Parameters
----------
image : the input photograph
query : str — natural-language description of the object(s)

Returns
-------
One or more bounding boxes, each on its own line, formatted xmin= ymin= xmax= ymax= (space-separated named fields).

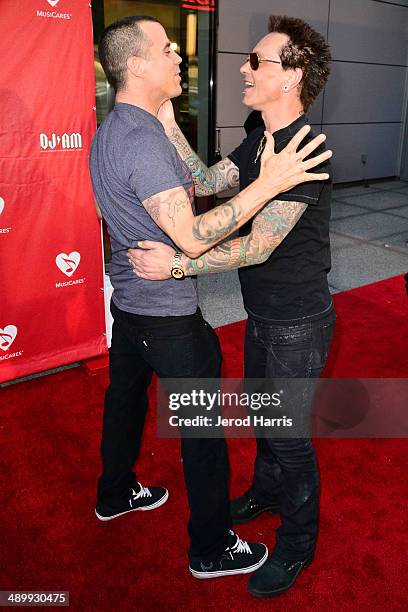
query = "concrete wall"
xmin=216 ymin=0 xmax=408 ymax=183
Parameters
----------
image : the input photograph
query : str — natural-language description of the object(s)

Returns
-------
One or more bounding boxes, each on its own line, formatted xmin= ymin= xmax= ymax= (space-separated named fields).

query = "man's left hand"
xmin=128 ymin=241 xmax=176 ymax=280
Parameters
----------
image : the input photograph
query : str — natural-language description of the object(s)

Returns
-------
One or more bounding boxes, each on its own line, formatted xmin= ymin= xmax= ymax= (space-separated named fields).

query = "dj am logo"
xmin=0 ymin=325 xmax=17 ymax=352
xmin=56 ymin=252 xmax=81 ymax=277
xmin=36 ymin=0 xmax=72 ymax=20
xmin=40 ymin=132 xmax=83 ymax=151
xmin=181 ymin=0 xmax=215 ymax=12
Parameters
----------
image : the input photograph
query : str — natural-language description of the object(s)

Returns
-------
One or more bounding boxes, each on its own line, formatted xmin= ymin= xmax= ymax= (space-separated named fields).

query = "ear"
xmin=293 ymin=67 xmax=303 ymax=88
xmin=284 ymin=67 xmax=303 ymax=91
xmin=127 ymin=55 xmax=145 ymax=78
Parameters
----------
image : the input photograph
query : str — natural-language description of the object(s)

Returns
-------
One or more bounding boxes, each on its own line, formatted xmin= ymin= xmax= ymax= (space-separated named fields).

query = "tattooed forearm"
xmin=183 ymin=234 xmax=251 ymax=275
xmin=143 ymin=182 xmax=290 ymax=258
xmin=183 ymin=200 xmax=307 ymax=275
xmin=251 ymin=200 xmax=307 ymax=243
xmin=191 ymin=192 xmax=252 ymax=245
xmin=143 ymin=187 xmax=250 ymax=256
xmin=185 ymin=157 xmax=240 ymax=196
xmin=168 ymin=125 xmax=239 ymax=195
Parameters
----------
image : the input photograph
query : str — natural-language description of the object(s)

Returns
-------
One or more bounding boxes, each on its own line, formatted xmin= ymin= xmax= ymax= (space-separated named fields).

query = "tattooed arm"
xmin=143 ymin=186 xmax=255 ymax=258
xmin=167 ymin=122 xmax=239 ymax=196
xmin=130 ymin=200 xmax=306 ymax=278
xmin=182 ymin=200 xmax=307 ymax=275
xmin=142 ymin=126 xmax=330 ymax=258
xmin=158 ymin=100 xmax=239 ymax=195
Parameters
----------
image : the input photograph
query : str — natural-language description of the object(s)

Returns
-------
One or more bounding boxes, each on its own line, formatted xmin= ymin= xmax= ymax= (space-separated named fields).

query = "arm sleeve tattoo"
xmin=168 ymin=125 xmax=239 ymax=195
xmin=182 ymin=200 xmax=307 ymax=275
xmin=143 ymin=187 xmax=262 ymax=256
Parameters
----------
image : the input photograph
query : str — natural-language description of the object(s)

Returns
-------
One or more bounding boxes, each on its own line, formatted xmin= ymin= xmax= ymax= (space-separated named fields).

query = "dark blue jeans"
xmin=244 ymin=308 xmax=335 ymax=561
xmin=98 ymin=300 xmax=231 ymax=561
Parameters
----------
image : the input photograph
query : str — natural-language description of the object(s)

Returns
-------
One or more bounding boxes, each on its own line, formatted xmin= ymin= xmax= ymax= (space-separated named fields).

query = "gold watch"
xmin=170 ymin=252 xmax=185 ymax=280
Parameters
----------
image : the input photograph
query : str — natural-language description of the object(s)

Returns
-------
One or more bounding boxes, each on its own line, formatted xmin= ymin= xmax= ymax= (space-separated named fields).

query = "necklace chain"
xmin=254 ymin=135 xmax=266 ymax=164
xmin=254 ymin=113 xmax=305 ymax=164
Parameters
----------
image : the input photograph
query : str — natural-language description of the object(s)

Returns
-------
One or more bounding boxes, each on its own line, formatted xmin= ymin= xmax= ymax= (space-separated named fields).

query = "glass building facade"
xmin=91 ymin=0 xmax=218 ymax=165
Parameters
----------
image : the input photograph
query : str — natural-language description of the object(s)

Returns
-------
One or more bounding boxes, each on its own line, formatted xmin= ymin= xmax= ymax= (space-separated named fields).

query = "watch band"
xmin=171 ymin=252 xmax=185 ymax=280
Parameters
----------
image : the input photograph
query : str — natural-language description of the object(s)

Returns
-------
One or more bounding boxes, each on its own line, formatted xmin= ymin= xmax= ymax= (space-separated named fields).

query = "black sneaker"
xmin=95 ymin=482 xmax=168 ymax=521
xmin=248 ymin=552 xmax=313 ymax=597
xmin=189 ymin=530 xmax=268 ymax=579
xmin=231 ymin=490 xmax=280 ymax=524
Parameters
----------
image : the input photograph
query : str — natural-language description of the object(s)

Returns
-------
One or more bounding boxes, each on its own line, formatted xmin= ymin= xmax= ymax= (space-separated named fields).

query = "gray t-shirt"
xmin=89 ymin=103 xmax=198 ymax=316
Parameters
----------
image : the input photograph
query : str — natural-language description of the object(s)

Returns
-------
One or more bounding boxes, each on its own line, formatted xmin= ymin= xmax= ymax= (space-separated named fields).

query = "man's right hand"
xmin=258 ymin=126 xmax=332 ymax=195
xmin=128 ymin=241 xmax=175 ymax=281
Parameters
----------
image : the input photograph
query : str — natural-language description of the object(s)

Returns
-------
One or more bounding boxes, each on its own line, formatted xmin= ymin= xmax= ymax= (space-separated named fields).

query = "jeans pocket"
xmin=202 ymin=320 xmax=222 ymax=358
xmin=311 ymin=321 xmax=335 ymax=372
xmin=270 ymin=342 xmax=314 ymax=377
xmin=138 ymin=330 xmax=195 ymax=377
xmin=142 ymin=330 xmax=194 ymax=344
xmin=260 ymin=326 xmax=314 ymax=377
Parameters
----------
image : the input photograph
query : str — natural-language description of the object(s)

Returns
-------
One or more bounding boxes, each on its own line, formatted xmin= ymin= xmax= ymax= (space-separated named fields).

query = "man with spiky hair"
xmin=90 ymin=15 xmax=331 ymax=583
xmin=128 ymin=15 xmax=334 ymax=596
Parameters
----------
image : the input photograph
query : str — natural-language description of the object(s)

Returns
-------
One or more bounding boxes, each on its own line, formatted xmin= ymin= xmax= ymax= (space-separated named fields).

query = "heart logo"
xmin=0 ymin=325 xmax=17 ymax=352
xmin=0 ymin=197 xmax=4 ymax=215
xmin=47 ymin=0 xmax=60 ymax=7
xmin=56 ymin=252 xmax=81 ymax=277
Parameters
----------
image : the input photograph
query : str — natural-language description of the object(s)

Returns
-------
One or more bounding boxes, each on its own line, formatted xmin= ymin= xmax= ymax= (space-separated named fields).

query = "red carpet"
xmin=0 ymin=275 xmax=407 ymax=611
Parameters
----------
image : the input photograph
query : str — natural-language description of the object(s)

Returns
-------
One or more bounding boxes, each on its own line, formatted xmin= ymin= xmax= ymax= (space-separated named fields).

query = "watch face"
xmin=172 ymin=268 xmax=184 ymax=280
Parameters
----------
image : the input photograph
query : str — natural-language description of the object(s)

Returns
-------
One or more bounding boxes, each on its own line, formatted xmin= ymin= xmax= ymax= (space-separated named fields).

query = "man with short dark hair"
xmin=128 ymin=15 xmax=334 ymax=595
xmin=90 ymin=15 xmax=330 ymax=581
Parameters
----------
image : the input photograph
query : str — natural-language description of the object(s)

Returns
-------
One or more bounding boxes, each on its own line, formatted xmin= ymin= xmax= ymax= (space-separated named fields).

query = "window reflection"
xmin=92 ymin=0 xmax=215 ymax=163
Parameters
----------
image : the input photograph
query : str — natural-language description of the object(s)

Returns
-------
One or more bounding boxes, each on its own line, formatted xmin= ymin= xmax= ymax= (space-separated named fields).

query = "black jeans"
xmin=98 ymin=300 xmax=231 ymax=561
xmin=244 ymin=308 xmax=335 ymax=561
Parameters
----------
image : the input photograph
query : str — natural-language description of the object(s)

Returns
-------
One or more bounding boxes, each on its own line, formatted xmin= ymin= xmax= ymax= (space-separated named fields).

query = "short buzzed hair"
xmin=268 ymin=15 xmax=331 ymax=111
xmin=98 ymin=16 xmax=159 ymax=92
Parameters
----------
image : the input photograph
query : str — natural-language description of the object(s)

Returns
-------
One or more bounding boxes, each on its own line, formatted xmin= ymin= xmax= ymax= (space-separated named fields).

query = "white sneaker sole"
xmin=189 ymin=546 xmax=268 ymax=579
xmin=95 ymin=489 xmax=169 ymax=521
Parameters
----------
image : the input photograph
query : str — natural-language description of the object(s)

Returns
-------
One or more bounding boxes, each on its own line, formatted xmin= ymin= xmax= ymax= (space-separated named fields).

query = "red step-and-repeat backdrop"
xmin=0 ymin=0 xmax=107 ymax=383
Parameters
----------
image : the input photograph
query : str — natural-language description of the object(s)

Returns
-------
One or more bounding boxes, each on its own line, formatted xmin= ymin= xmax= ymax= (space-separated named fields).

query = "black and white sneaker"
xmin=189 ymin=530 xmax=268 ymax=579
xmin=95 ymin=482 xmax=168 ymax=521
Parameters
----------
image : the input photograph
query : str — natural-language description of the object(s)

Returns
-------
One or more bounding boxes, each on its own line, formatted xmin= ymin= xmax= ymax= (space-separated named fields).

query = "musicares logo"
xmin=56 ymin=252 xmax=81 ymax=277
xmin=0 ymin=325 xmax=17 ymax=352
xmin=37 ymin=1 xmax=71 ymax=21
xmin=0 ymin=196 xmax=12 ymax=234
